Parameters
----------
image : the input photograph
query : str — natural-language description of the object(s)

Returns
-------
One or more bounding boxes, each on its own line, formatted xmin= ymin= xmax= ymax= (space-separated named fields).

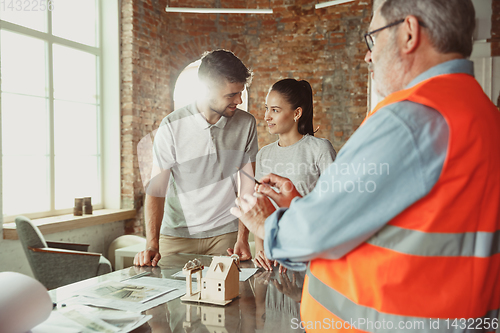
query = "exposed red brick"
xmin=121 ymin=0 xmax=373 ymax=234
xmin=493 ymin=0 xmax=500 ymax=56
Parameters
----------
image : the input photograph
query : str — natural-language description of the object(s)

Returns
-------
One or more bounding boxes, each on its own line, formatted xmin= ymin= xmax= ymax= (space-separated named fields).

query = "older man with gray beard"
xmin=232 ymin=0 xmax=500 ymax=331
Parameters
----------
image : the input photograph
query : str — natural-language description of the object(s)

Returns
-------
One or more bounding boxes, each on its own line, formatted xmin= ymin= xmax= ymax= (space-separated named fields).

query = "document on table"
xmin=63 ymin=277 xmax=195 ymax=312
xmin=78 ymin=280 xmax=172 ymax=303
xmin=31 ymin=304 xmax=151 ymax=333
xmin=172 ymin=267 xmax=258 ymax=281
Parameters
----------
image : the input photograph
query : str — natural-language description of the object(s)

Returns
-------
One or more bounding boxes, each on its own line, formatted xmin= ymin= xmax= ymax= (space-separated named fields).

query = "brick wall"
xmin=492 ymin=0 xmax=500 ymax=57
xmin=492 ymin=0 xmax=500 ymax=109
xmin=121 ymin=0 xmax=373 ymax=234
xmin=121 ymin=0 xmax=172 ymax=233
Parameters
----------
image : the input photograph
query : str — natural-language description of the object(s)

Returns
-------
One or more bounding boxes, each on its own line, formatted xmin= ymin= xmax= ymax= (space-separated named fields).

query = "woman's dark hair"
xmin=270 ymin=78 xmax=316 ymax=136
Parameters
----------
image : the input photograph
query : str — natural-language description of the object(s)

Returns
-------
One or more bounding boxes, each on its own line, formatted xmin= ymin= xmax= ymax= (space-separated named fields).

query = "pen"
xmin=236 ymin=167 xmax=261 ymax=185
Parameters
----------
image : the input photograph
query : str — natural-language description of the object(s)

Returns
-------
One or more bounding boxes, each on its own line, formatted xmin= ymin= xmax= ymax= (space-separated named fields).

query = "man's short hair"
xmin=377 ymin=0 xmax=475 ymax=58
xmin=198 ymin=49 xmax=253 ymax=86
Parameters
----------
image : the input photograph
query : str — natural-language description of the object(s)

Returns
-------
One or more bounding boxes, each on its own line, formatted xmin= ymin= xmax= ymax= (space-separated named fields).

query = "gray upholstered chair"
xmin=15 ymin=216 xmax=112 ymax=290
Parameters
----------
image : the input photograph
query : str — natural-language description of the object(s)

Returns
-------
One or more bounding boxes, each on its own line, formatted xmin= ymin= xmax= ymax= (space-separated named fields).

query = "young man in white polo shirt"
xmin=134 ymin=49 xmax=258 ymax=266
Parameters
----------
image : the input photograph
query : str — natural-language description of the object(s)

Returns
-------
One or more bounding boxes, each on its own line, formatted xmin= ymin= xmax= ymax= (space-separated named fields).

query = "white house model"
xmin=181 ymin=255 xmax=240 ymax=306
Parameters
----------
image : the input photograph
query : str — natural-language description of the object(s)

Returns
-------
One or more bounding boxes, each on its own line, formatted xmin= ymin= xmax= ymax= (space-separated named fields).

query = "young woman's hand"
xmin=254 ymin=250 xmax=287 ymax=273
xmin=253 ymin=250 xmax=274 ymax=271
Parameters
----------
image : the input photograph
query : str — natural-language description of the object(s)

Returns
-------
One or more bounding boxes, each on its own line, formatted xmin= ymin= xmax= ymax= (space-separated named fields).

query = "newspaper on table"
xmin=31 ymin=304 xmax=151 ymax=333
xmin=78 ymin=280 xmax=172 ymax=303
xmin=62 ymin=277 xmax=191 ymax=312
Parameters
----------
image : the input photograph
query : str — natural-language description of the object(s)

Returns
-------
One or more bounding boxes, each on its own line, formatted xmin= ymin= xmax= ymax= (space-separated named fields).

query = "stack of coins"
xmin=74 ymin=198 xmax=83 ymax=216
xmin=83 ymin=197 xmax=93 ymax=215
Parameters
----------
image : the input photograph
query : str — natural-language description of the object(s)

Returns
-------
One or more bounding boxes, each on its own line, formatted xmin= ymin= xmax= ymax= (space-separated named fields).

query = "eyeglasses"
xmin=364 ymin=19 xmax=427 ymax=52
xmin=364 ymin=19 xmax=405 ymax=52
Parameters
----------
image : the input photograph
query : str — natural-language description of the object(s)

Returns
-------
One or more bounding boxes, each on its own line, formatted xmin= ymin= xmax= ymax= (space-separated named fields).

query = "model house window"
xmin=0 ymin=0 xmax=106 ymax=221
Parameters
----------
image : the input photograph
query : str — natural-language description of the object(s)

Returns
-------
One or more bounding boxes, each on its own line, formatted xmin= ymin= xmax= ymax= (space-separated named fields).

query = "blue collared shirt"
xmin=264 ymin=59 xmax=474 ymax=270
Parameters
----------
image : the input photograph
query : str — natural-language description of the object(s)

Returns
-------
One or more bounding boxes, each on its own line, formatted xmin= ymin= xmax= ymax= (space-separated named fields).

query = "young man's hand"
xmin=133 ymin=247 xmax=161 ymax=266
xmin=227 ymin=240 xmax=252 ymax=261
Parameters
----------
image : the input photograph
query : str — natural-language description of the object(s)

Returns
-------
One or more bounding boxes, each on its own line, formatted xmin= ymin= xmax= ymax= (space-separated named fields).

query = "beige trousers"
xmin=159 ymin=232 xmax=238 ymax=258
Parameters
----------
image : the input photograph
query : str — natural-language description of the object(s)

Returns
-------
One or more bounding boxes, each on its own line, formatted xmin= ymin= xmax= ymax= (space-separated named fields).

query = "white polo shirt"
xmin=152 ymin=103 xmax=258 ymax=238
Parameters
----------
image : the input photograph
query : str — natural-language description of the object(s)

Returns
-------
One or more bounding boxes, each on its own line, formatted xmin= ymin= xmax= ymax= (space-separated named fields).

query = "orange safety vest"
xmin=300 ymin=72 xmax=500 ymax=332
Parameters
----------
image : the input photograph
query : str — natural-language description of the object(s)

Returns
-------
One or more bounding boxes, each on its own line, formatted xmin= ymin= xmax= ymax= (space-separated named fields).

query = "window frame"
xmin=0 ymin=0 xmax=120 ymax=224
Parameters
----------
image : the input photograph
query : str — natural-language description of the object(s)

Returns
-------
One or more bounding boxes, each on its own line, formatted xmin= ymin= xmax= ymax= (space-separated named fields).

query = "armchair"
xmin=15 ymin=216 xmax=112 ymax=290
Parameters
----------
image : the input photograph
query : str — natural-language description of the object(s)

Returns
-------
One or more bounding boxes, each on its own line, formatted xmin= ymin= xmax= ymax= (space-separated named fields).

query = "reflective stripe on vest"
xmin=306 ymin=268 xmax=499 ymax=333
xmin=367 ymin=225 xmax=500 ymax=258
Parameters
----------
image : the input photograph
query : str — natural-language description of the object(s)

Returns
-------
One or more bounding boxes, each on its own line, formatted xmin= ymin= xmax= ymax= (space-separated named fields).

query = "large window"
xmin=0 ymin=0 xmax=105 ymax=221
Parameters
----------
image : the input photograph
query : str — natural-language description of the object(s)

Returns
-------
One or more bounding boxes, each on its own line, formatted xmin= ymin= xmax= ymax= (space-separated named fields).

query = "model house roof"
xmin=204 ymin=256 xmax=239 ymax=280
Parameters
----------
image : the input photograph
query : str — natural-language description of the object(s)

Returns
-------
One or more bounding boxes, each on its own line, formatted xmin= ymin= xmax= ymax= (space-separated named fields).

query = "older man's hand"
xmin=230 ymin=193 xmax=275 ymax=240
xmin=256 ymin=173 xmax=301 ymax=208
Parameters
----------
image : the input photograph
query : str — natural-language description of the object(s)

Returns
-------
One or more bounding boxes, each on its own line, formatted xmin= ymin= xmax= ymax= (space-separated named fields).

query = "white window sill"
xmin=3 ymin=209 xmax=136 ymax=240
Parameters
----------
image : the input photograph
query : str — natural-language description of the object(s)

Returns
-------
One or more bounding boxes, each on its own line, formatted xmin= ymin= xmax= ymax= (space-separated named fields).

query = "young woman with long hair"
xmin=254 ymin=78 xmax=337 ymax=271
